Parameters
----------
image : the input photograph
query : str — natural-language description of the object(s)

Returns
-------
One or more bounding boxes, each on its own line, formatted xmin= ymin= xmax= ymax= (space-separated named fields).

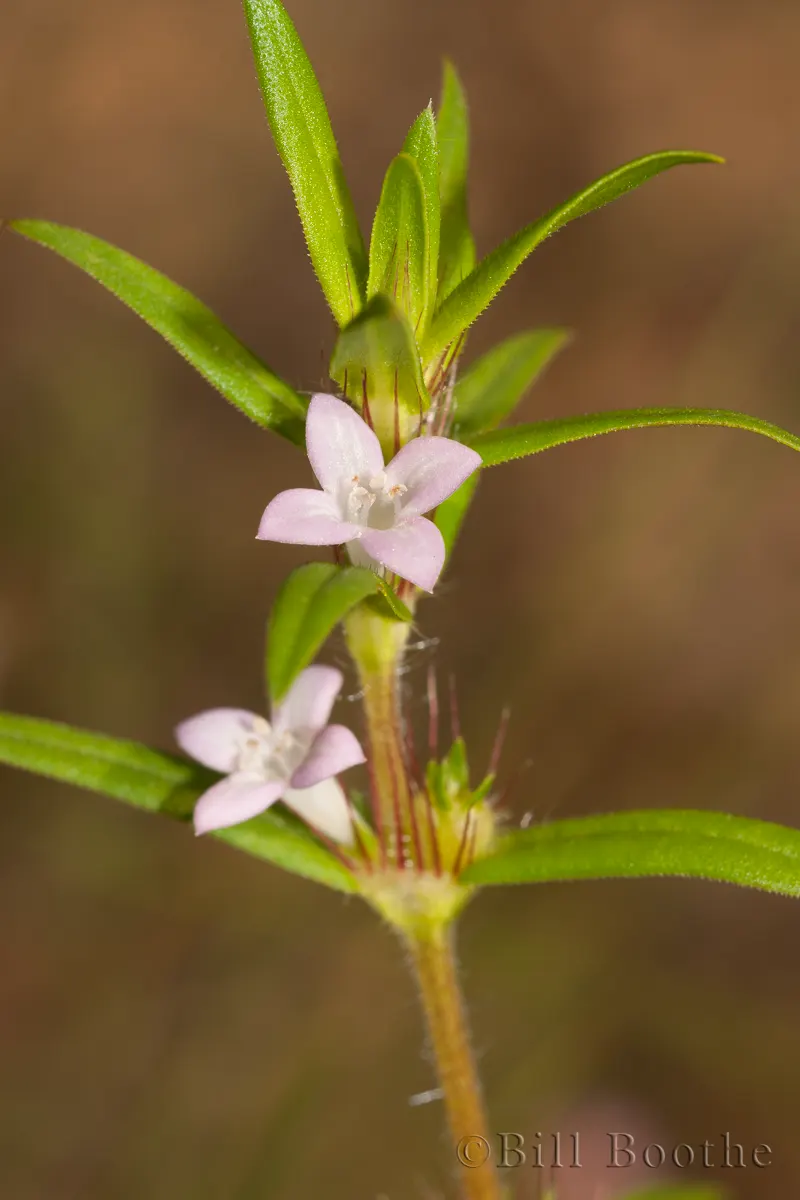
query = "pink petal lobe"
xmin=175 ymin=708 xmax=257 ymax=772
xmin=193 ymin=775 xmax=285 ymax=835
xmin=386 ymin=436 xmax=482 ymax=517
xmin=282 ymin=779 xmax=354 ymax=844
xmin=257 ymin=488 xmax=359 ymax=545
xmin=360 ymin=517 xmax=445 ymax=592
xmin=273 ymin=665 xmax=344 ymax=736
xmin=306 ymin=393 xmax=384 ymax=493
xmin=290 ymin=724 xmax=365 ymax=789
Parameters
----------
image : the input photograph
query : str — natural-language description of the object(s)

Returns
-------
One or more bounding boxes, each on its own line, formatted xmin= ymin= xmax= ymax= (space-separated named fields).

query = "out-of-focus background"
xmin=2 ymin=0 xmax=800 ymax=1196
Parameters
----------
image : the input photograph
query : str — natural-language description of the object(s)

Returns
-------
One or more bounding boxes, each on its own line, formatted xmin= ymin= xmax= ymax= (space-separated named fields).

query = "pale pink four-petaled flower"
xmin=176 ymin=665 xmax=364 ymax=843
xmin=257 ymin=393 xmax=482 ymax=592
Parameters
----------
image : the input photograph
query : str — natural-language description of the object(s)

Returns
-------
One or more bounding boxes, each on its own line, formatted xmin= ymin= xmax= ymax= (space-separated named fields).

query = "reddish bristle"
xmin=427 ymin=666 xmax=439 ymax=758
xmin=489 ymin=706 xmax=511 ymax=777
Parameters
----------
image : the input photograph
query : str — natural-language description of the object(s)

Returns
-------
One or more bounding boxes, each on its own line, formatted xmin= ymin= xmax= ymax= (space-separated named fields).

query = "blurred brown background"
xmin=2 ymin=0 xmax=800 ymax=1196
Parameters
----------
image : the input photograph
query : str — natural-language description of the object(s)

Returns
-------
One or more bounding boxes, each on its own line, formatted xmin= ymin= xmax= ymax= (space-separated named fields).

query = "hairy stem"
xmin=344 ymin=604 xmax=413 ymax=856
xmin=408 ymin=925 xmax=501 ymax=1200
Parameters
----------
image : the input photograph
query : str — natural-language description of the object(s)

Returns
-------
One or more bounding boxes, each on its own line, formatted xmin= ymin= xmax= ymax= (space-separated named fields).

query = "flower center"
xmin=344 ymin=472 xmax=407 ymax=531
xmin=235 ymin=718 xmax=308 ymax=782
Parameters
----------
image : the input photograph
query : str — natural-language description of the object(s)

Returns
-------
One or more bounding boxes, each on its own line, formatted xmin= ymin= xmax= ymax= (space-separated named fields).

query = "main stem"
xmin=344 ymin=604 xmax=413 ymax=849
xmin=346 ymin=602 xmax=500 ymax=1198
xmin=408 ymin=925 xmax=501 ymax=1200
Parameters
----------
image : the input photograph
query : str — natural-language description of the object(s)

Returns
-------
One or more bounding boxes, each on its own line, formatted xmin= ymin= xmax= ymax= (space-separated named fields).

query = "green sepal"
xmin=372 ymin=577 xmax=415 ymax=623
xmin=9 ymin=219 xmax=307 ymax=442
xmin=0 ymin=713 xmax=355 ymax=892
xmin=426 ymin=737 xmax=470 ymax=811
xmin=453 ymin=328 xmax=571 ymax=439
xmin=368 ymin=153 xmax=428 ymax=334
xmin=470 ymin=406 xmax=800 ymax=467
xmin=267 ymin=563 xmax=379 ymax=702
xmin=402 ymin=105 xmax=440 ymax=333
xmin=469 ymin=773 xmax=495 ymax=808
xmin=329 ymin=294 xmax=430 ymax=454
xmin=436 ymin=60 xmax=476 ymax=303
xmin=425 ymin=759 xmax=448 ymax=811
xmin=462 ymin=808 xmax=800 ymax=899
xmin=424 ymin=150 xmax=723 ymax=360
xmin=244 ymin=0 xmax=367 ymax=326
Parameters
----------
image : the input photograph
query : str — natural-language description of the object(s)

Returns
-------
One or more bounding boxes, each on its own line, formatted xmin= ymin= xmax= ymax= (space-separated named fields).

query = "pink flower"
xmin=256 ymin=394 xmax=481 ymax=592
xmin=175 ymin=665 xmax=364 ymax=842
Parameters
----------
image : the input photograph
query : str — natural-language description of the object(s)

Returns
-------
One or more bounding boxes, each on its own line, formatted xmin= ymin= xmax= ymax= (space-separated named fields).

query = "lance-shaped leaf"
xmin=453 ymin=328 xmax=571 ymax=439
xmin=0 ymin=713 xmax=355 ymax=892
xmin=267 ymin=563 xmax=381 ymax=702
xmin=469 ymin=406 xmax=800 ymax=466
xmin=9 ymin=220 xmax=308 ymax=441
xmin=368 ymin=154 xmax=428 ymax=334
xmin=402 ymin=105 xmax=440 ymax=333
xmin=424 ymin=150 xmax=723 ymax=360
xmin=463 ymin=809 xmax=800 ymax=899
xmin=330 ymin=294 xmax=430 ymax=452
xmin=436 ymin=60 xmax=476 ymax=302
xmin=434 ymin=472 xmax=480 ymax=559
xmin=244 ymin=0 xmax=367 ymax=326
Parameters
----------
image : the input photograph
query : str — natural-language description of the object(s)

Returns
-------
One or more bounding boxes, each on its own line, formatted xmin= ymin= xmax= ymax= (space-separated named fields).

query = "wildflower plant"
xmin=4 ymin=1 xmax=800 ymax=1197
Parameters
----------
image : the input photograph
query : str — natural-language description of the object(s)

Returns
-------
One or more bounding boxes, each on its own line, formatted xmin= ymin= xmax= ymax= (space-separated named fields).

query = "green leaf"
xmin=453 ymin=328 xmax=571 ymax=438
xmin=368 ymin=154 xmax=428 ymax=333
xmin=244 ymin=0 xmax=367 ymax=326
xmin=436 ymin=60 xmax=476 ymax=302
xmin=462 ymin=809 xmax=800 ymax=899
xmin=470 ymin=406 xmax=800 ymax=466
xmin=402 ymin=105 xmax=440 ymax=332
xmin=267 ymin=563 xmax=380 ymax=702
xmin=424 ymin=150 xmax=723 ymax=359
xmin=330 ymin=294 xmax=430 ymax=453
xmin=0 ymin=713 xmax=355 ymax=892
xmin=434 ymin=473 xmax=480 ymax=559
xmin=9 ymin=220 xmax=307 ymax=442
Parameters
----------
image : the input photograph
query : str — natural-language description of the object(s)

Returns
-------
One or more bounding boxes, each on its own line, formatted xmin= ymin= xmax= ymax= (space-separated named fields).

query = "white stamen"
xmin=234 ymin=719 xmax=308 ymax=782
xmin=343 ymin=471 xmax=407 ymax=532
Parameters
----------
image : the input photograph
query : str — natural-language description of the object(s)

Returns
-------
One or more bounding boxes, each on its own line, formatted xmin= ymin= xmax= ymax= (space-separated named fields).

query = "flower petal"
xmin=306 ymin=393 xmax=384 ymax=493
xmin=282 ymin=778 xmax=354 ymax=844
xmin=257 ymin=488 xmax=360 ymax=545
xmin=175 ymin=708 xmax=258 ymax=772
xmin=360 ymin=517 xmax=445 ymax=592
xmin=290 ymin=724 xmax=365 ymax=789
xmin=193 ymin=774 xmax=285 ymax=835
xmin=273 ymin=664 xmax=344 ymax=736
xmin=385 ymin=436 xmax=482 ymax=517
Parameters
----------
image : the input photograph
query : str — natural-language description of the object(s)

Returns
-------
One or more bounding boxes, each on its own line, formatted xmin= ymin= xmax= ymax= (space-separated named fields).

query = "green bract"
xmin=368 ymin=153 xmax=429 ymax=332
xmin=329 ymin=295 xmax=430 ymax=452
xmin=402 ymin=106 xmax=441 ymax=334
